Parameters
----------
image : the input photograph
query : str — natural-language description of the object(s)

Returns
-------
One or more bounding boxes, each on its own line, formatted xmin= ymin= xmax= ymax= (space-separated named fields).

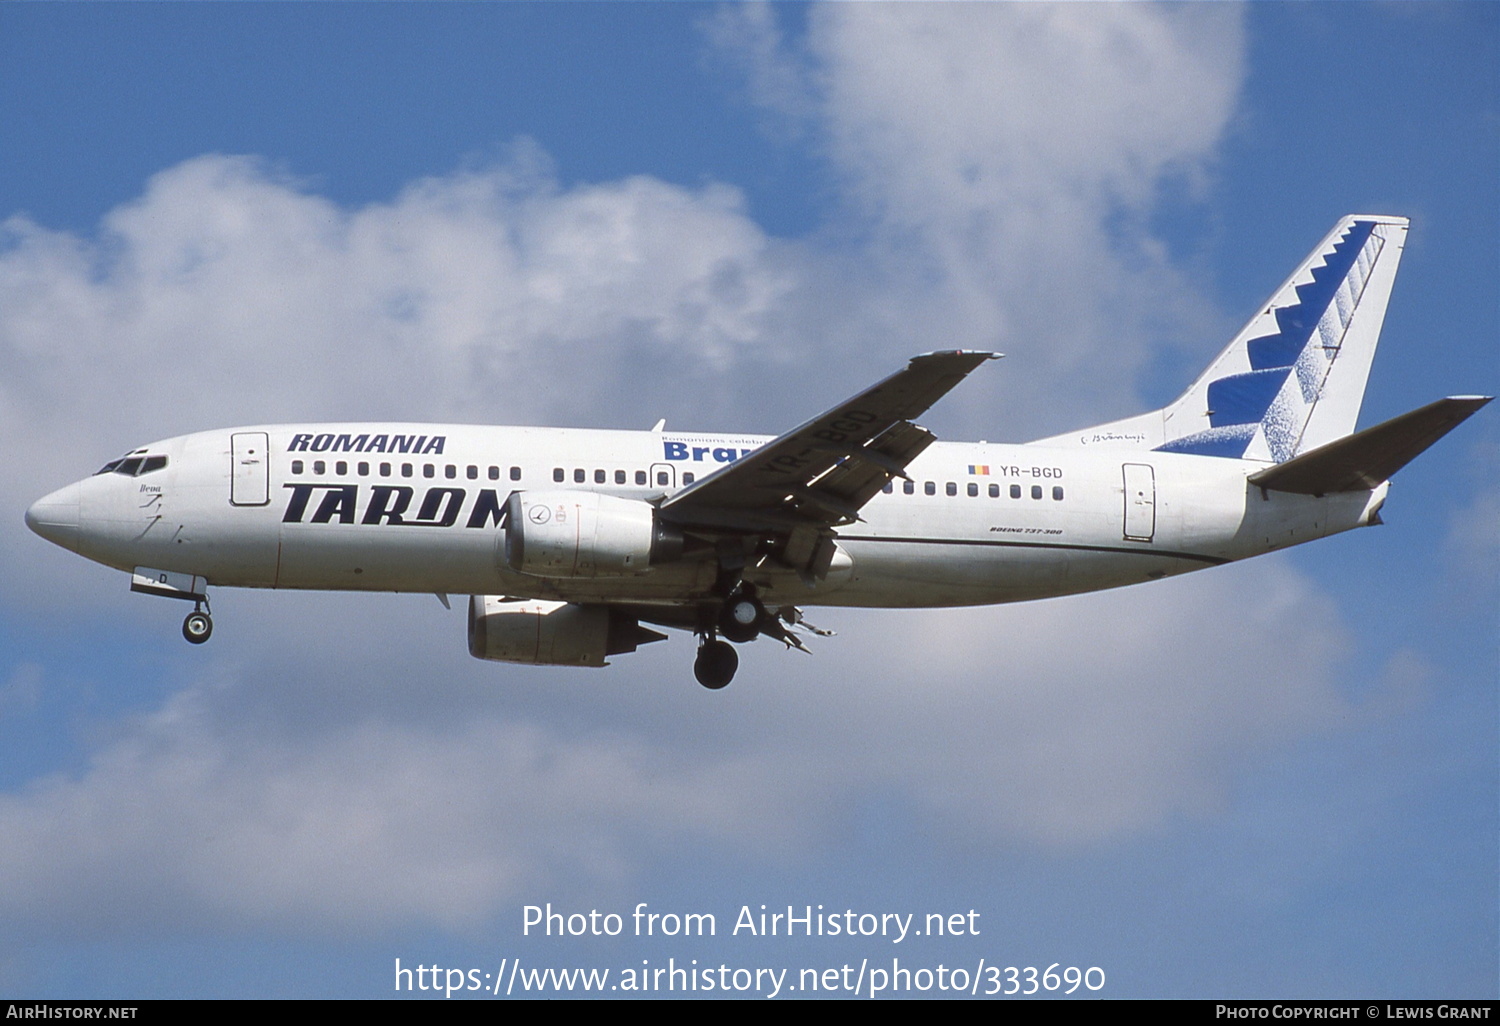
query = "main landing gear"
xmin=182 ymin=600 xmax=213 ymax=645
xmin=692 ymin=585 xmax=768 ymax=689
xmin=690 ymin=586 xmax=832 ymax=690
xmin=719 ymin=592 xmax=765 ymax=644
xmin=693 ymin=639 xmax=739 ymax=690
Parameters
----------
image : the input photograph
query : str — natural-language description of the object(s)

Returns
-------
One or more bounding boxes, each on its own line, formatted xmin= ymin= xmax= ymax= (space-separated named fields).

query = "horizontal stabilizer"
xmin=1248 ymin=396 xmax=1492 ymax=495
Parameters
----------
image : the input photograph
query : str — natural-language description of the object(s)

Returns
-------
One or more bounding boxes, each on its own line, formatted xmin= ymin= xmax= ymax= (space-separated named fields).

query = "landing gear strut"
xmin=182 ymin=600 xmax=213 ymax=645
xmin=693 ymin=639 xmax=738 ymax=689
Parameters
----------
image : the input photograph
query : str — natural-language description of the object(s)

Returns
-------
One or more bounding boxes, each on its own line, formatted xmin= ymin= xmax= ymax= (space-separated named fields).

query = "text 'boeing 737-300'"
xmin=26 ymin=216 xmax=1490 ymax=688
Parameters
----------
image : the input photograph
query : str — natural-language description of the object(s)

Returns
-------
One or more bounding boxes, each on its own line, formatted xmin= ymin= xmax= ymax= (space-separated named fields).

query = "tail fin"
xmin=1158 ymin=214 xmax=1409 ymax=461
xmin=1037 ymin=216 xmax=1410 ymax=461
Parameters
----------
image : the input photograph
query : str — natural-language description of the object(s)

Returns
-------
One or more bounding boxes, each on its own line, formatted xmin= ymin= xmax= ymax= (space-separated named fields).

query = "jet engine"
xmin=468 ymin=596 xmax=667 ymax=667
xmin=503 ymin=490 xmax=683 ymax=578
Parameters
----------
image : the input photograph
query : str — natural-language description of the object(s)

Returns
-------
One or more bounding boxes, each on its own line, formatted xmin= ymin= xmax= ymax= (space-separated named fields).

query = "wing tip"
xmin=909 ymin=349 xmax=1002 ymax=369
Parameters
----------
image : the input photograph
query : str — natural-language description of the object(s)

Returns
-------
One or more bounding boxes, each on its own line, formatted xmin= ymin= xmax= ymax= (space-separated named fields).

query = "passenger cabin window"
xmin=313 ymin=460 xmax=325 ymax=475
xmin=924 ymin=481 xmax=935 ymax=496
xmin=335 ymin=461 xmax=347 ymax=475
xmin=380 ymin=462 xmax=392 ymax=477
xmin=683 ymin=472 xmax=695 ymax=485
xmin=657 ymin=471 xmax=669 ymax=486
xmin=988 ymin=484 xmax=999 ymax=498
xmin=615 ymin=470 xmax=626 ymax=485
xmin=553 ymin=468 xmax=564 ymax=483
xmin=967 ymin=482 xmax=978 ymax=497
xmin=882 ymin=482 xmax=893 ymax=494
xmin=1031 ymin=485 xmax=1043 ymax=500
xmin=1053 ymin=486 xmax=1064 ymax=501
xmin=1010 ymin=485 xmax=1021 ymax=499
xmin=595 ymin=469 xmax=606 ymax=484
xmin=401 ymin=463 xmax=413 ymax=478
xmin=574 ymin=468 xmax=586 ymax=484
xmin=291 ymin=460 xmax=304 ymax=475
xmin=636 ymin=470 xmax=647 ymax=485
xmin=946 ymin=482 xmax=957 ymax=496
xmin=357 ymin=462 xmax=369 ymax=476
xmin=423 ymin=464 xmax=435 ymax=479
xmin=903 ymin=480 xmax=915 ymax=495
xmin=511 ymin=467 xmax=522 ymax=481
xmin=466 ymin=465 xmax=477 ymax=480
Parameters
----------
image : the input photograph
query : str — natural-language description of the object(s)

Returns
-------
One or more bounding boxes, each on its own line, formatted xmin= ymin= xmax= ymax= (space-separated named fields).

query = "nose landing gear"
xmin=182 ymin=601 xmax=213 ymax=644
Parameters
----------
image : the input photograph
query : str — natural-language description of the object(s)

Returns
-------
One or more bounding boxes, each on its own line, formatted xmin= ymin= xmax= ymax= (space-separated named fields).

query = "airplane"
xmin=24 ymin=214 xmax=1490 ymax=689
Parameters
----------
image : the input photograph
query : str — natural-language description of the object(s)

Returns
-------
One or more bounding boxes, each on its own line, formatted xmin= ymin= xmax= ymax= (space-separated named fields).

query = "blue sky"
xmin=0 ymin=3 xmax=1495 ymax=999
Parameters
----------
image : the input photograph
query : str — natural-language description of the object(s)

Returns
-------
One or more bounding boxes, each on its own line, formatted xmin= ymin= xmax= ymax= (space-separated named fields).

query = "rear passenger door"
xmin=1122 ymin=463 xmax=1155 ymax=542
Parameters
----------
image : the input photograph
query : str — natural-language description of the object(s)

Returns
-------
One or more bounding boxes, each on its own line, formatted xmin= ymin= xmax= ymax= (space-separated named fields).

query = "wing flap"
xmin=804 ymin=420 xmax=937 ymax=517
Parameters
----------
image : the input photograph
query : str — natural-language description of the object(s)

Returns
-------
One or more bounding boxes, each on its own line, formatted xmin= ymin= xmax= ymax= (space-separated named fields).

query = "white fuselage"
xmin=44 ymin=423 xmax=1386 ymax=612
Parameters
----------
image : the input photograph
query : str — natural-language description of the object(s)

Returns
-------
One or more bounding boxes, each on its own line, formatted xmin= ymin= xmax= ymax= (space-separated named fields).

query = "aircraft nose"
xmin=25 ymin=482 xmax=82 ymax=552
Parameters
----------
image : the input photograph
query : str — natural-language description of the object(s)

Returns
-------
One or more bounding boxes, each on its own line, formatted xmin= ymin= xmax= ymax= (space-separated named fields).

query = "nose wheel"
xmin=182 ymin=603 xmax=213 ymax=644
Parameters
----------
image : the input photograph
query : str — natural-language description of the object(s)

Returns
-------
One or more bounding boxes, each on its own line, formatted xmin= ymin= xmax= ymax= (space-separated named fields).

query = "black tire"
xmin=719 ymin=597 xmax=762 ymax=644
xmin=182 ymin=611 xmax=213 ymax=645
xmin=693 ymin=640 xmax=738 ymax=690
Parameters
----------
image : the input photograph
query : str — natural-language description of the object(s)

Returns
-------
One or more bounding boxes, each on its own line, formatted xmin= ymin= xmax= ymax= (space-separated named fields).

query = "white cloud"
xmin=1441 ymin=439 xmax=1500 ymax=600
xmin=709 ymin=3 xmax=1245 ymax=435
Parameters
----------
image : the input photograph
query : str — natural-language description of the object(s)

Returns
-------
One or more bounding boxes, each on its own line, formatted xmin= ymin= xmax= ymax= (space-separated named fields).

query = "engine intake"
xmin=503 ymin=490 xmax=683 ymax=578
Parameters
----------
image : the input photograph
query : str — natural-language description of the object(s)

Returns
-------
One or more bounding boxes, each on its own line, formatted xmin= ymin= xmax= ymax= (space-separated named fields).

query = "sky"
xmin=0 ymin=2 xmax=1495 ymax=1000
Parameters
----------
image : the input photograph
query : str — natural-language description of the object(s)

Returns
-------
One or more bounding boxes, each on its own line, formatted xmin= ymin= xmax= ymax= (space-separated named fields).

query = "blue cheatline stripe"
xmin=1155 ymin=220 xmax=1379 ymax=459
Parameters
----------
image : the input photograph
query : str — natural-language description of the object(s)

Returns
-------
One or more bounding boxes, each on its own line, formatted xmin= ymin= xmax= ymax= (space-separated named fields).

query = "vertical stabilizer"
xmin=1034 ymin=216 xmax=1409 ymax=462
xmin=1156 ymin=215 xmax=1408 ymax=462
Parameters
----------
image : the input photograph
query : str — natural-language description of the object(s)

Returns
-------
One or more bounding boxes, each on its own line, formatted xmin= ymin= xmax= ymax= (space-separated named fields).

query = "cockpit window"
xmin=94 ymin=454 xmax=169 ymax=477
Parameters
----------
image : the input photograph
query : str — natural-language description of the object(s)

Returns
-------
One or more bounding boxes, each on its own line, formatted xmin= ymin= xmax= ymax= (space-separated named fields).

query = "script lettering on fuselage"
xmin=282 ymin=483 xmax=504 ymax=529
xmin=287 ymin=432 xmax=447 ymax=455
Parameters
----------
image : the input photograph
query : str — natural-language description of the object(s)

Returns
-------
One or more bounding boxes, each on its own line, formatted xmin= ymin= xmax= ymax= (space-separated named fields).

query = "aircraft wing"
xmin=659 ymin=351 xmax=997 ymax=546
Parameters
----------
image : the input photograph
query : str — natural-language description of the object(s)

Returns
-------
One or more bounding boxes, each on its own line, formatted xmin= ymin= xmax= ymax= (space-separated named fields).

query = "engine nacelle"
xmin=503 ymin=490 xmax=683 ymax=578
xmin=467 ymin=596 xmax=666 ymax=667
